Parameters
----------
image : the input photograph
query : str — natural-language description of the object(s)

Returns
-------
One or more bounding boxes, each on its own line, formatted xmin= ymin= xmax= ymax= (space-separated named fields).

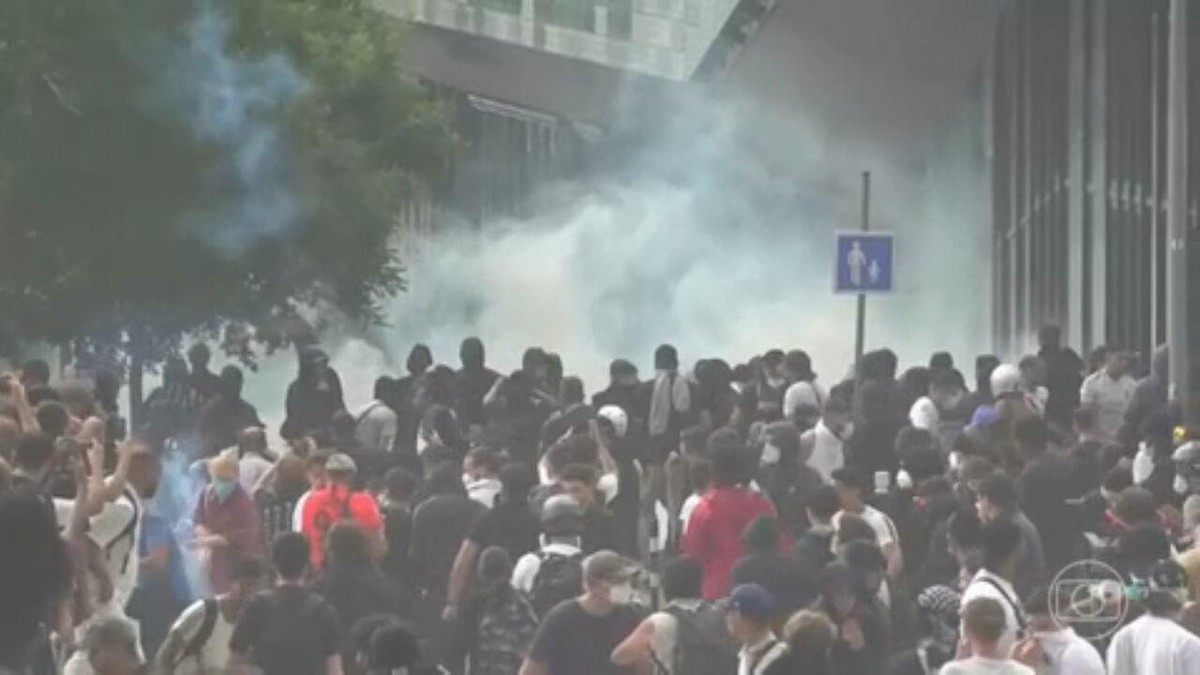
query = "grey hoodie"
xmin=1121 ymin=346 xmax=1172 ymax=445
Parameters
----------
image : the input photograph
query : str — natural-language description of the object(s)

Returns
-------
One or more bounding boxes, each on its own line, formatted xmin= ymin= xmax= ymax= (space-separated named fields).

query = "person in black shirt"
xmin=378 ymin=467 xmax=418 ymax=588
xmin=520 ymin=550 xmax=644 ymax=675
xmin=0 ymin=487 xmax=71 ymax=675
xmin=1016 ymin=417 xmax=1088 ymax=578
xmin=409 ymin=462 xmax=486 ymax=665
xmin=368 ymin=624 xmax=447 ymax=675
xmin=394 ymin=344 xmax=434 ymax=458
xmin=1037 ymin=326 xmax=1085 ymax=433
xmin=313 ymin=523 xmax=408 ymax=654
xmin=539 ymin=378 xmax=592 ymax=453
xmin=737 ymin=350 xmax=790 ymax=426
xmin=814 ymin=562 xmax=890 ymax=675
xmin=196 ymin=366 xmax=263 ymax=458
xmin=732 ymin=515 xmax=816 ymax=620
xmin=592 ymin=360 xmax=649 ymax=440
xmin=187 ymin=343 xmax=223 ymax=406
xmin=444 ymin=463 xmax=540 ymax=620
xmin=281 ymin=347 xmax=347 ymax=441
xmin=454 ymin=338 xmax=500 ymax=437
xmin=411 ymin=463 xmax=487 ymax=601
xmin=796 ymin=485 xmax=840 ymax=571
xmin=560 ymin=464 xmax=620 ymax=554
xmin=1070 ymin=407 xmax=1108 ymax=494
xmin=229 ymin=533 xmax=343 ymax=675
xmin=886 ymin=585 xmax=960 ymax=675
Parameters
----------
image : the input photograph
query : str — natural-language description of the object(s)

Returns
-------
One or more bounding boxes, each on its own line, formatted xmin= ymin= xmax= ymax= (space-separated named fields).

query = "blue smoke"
xmin=153 ymin=441 xmax=210 ymax=600
xmin=145 ymin=0 xmax=307 ymax=253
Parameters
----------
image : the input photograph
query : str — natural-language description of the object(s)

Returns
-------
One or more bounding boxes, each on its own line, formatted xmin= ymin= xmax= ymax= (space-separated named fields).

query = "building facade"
xmin=373 ymin=0 xmax=763 ymax=81
xmin=990 ymin=0 xmax=1199 ymax=394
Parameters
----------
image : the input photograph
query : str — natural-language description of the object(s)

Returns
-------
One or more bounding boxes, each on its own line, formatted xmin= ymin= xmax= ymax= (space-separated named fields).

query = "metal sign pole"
xmin=855 ymin=171 xmax=871 ymax=366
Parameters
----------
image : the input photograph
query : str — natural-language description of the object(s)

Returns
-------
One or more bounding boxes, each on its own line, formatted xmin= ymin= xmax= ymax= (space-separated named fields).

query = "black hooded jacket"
xmin=281 ymin=348 xmax=346 ymax=440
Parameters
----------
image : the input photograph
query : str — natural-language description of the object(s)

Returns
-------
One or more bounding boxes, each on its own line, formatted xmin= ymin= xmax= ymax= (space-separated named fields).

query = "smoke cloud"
xmin=143 ymin=0 xmax=306 ymax=253
xmin=148 ymin=5 xmax=994 ymax=438
xmin=374 ymin=87 xmax=991 ymax=390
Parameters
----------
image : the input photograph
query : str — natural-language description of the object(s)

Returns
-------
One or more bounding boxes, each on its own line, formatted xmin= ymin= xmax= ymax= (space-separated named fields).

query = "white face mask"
xmin=608 ymin=582 xmax=634 ymax=606
xmin=1175 ymin=474 xmax=1190 ymax=495
xmin=948 ymin=451 xmax=962 ymax=470
xmin=896 ymin=469 xmax=914 ymax=490
xmin=767 ymin=377 xmax=787 ymax=389
xmin=761 ymin=443 xmax=781 ymax=466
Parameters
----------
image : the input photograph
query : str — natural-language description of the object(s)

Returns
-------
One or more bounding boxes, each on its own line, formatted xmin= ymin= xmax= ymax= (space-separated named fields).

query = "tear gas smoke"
xmin=197 ymin=83 xmax=992 ymax=441
xmin=374 ymin=88 xmax=991 ymax=390
xmin=142 ymin=0 xmax=306 ymax=253
xmin=137 ymin=8 xmax=992 ymax=440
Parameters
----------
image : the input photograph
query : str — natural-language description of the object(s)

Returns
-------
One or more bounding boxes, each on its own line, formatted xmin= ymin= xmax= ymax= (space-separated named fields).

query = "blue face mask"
xmin=213 ymin=478 xmax=236 ymax=502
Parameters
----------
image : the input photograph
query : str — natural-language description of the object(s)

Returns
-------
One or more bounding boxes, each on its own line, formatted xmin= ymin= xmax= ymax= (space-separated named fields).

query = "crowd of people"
xmin=2 ymin=327 xmax=1200 ymax=675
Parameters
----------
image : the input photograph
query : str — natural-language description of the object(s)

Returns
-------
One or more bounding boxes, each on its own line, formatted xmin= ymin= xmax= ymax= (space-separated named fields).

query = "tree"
xmin=0 ymin=0 xmax=455 ymax=395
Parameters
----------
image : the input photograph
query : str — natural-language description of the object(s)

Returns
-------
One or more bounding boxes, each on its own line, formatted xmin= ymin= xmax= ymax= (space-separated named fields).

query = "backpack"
xmin=657 ymin=602 xmax=738 ymax=675
xmin=170 ymin=599 xmax=218 ymax=672
xmin=528 ymin=550 xmax=584 ymax=618
xmin=473 ymin=591 xmax=539 ymax=675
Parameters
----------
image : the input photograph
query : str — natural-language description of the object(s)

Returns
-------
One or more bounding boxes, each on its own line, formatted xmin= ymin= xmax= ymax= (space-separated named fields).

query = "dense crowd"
xmin=2 ymin=328 xmax=1200 ymax=675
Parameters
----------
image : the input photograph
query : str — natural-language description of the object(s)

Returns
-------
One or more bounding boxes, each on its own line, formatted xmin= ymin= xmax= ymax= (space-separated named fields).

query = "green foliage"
xmin=0 ymin=0 xmax=455 ymax=366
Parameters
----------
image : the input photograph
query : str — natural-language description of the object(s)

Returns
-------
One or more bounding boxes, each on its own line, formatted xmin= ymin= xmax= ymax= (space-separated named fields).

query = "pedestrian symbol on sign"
xmin=835 ymin=232 xmax=893 ymax=293
xmin=847 ymin=241 xmax=867 ymax=286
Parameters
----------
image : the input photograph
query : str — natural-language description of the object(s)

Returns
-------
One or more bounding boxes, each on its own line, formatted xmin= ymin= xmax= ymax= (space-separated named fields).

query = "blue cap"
xmin=970 ymin=405 xmax=1000 ymax=429
xmin=728 ymin=584 xmax=776 ymax=620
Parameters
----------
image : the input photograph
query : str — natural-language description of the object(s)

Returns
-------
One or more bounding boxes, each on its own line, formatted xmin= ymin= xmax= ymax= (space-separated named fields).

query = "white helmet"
xmin=990 ymin=364 xmax=1022 ymax=396
xmin=597 ymin=405 xmax=628 ymax=438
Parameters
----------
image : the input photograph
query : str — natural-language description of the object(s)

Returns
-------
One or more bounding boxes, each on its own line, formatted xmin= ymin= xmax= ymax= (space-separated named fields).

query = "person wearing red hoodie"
xmin=682 ymin=429 xmax=777 ymax=598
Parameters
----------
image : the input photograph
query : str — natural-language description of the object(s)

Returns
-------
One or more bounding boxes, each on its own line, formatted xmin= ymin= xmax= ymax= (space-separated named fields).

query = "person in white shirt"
xmin=678 ymin=457 xmax=711 ymax=539
xmin=291 ymin=451 xmax=330 ymax=532
xmin=56 ymin=441 xmax=147 ymax=674
xmin=512 ymin=495 xmax=584 ymax=594
xmin=463 ymin=446 xmax=503 ymax=508
xmin=831 ymin=468 xmax=902 ymax=581
xmin=910 ymin=395 xmax=940 ymax=433
xmin=783 ymin=350 xmax=825 ymax=426
xmin=52 ymin=443 xmax=143 ymax=613
xmin=784 ymin=381 xmax=826 ymax=429
xmin=1079 ymin=350 xmax=1137 ymax=441
xmin=1011 ymin=586 xmax=1104 ymax=675
xmin=912 ymin=370 xmax=970 ymax=446
xmin=801 ymin=398 xmax=852 ymax=484
xmin=153 ymin=556 xmax=270 ymax=674
xmin=726 ymin=584 xmax=794 ymax=675
xmin=940 ymin=597 xmax=1034 ymax=675
xmin=236 ymin=427 xmax=274 ymax=496
xmin=959 ymin=520 xmax=1026 ymax=659
xmin=1106 ymin=560 xmax=1200 ymax=675
xmin=352 ymin=377 xmax=399 ymax=455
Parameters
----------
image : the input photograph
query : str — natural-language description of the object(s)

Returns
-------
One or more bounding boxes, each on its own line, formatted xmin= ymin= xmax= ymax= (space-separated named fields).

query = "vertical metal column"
xmin=1067 ymin=0 xmax=1087 ymax=351
xmin=1090 ymin=0 xmax=1109 ymax=350
xmin=1167 ymin=0 xmax=1192 ymax=421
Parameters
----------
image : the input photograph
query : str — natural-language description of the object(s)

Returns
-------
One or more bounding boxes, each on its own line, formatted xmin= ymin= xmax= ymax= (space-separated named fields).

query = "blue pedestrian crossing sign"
xmin=835 ymin=231 xmax=894 ymax=293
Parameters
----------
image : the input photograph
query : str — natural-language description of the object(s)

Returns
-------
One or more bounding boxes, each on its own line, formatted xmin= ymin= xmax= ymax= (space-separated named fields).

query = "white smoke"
xmin=166 ymin=35 xmax=992 ymax=439
xmin=142 ymin=0 xmax=306 ymax=252
xmin=372 ymin=87 xmax=992 ymax=391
